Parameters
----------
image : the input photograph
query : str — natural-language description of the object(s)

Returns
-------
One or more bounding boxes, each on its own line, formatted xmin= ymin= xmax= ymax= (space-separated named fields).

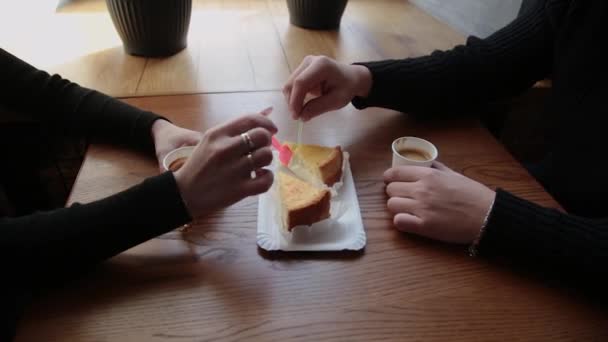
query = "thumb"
xmin=432 ymin=161 xmax=455 ymax=173
xmin=300 ymin=91 xmax=344 ymax=121
xmin=180 ymin=133 xmax=202 ymax=147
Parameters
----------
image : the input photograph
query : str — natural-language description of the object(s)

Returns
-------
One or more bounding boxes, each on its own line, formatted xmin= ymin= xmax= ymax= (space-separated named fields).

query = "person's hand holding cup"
xmin=385 ymin=137 xmax=496 ymax=244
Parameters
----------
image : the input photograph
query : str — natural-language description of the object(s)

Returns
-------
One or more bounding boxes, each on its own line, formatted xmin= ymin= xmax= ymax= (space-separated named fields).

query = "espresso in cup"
xmin=163 ymin=146 xmax=196 ymax=172
xmin=396 ymin=147 xmax=431 ymax=162
xmin=168 ymin=157 xmax=187 ymax=172
xmin=391 ymin=137 xmax=438 ymax=168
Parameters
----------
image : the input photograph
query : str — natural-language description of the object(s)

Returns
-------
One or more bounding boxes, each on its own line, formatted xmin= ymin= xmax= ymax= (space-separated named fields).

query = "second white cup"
xmin=391 ymin=137 xmax=438 ymax=168
xmin=163 ymin=146 xmax=196 ymax=172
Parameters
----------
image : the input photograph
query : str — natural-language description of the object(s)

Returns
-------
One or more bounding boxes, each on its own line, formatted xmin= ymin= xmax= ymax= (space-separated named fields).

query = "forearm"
xmin=352 ymin=1 xmax=553 ymax=114
xmin=0 ymin=172 xmax=190 ymax=287
xmin=0 ymin=48 xmax=164 ymax=150
xmin=478 ymin=190 xmax=608 ymax=283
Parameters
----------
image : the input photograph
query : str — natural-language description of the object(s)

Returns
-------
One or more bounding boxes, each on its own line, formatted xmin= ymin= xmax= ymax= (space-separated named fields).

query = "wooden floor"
xmin=0 ymin=0 xmax=463 ymax=97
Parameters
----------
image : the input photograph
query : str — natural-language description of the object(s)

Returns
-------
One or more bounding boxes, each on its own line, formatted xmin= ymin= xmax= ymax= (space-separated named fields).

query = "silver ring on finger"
xmin=247 ymin=153 xmax=256 ymax=178
xmin=240 ymin=132 xmax=255 ymax=152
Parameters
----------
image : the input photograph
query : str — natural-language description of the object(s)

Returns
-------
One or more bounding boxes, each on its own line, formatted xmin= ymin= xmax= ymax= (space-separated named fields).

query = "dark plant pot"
xmin=287 ymin=0 xmax=348 ymax=30
xmin=106 ymin=0 xmax=192 ymax=57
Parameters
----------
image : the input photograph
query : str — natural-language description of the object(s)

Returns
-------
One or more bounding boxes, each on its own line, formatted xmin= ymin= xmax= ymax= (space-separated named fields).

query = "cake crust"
xmin=319 ymin=146 xmax=343 ymax=186
xmin=278 ymin=171 xmax=331 ymax=231
xmin=285 ymin=191 xmax=330 ymax=230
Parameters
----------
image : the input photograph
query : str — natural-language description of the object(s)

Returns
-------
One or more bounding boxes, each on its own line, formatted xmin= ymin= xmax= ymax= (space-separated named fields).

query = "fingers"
xmin=432 ymin=161 xmax=455 ymax=173
xmin=283 ymin=56 xmax=314 ymax=114
xmin=221 ymin=114 xmax=278 ymax=137
xmin=246 ymin=127 xmax=272 ymax=151
xmin=225 ymin=127 xmax=272 ymax=157
xmin=385 ymin=182 xmax=415 ymax=198
xmin=259 ymin=106 xmax=274 ymax=116
xmin=285 ymin=56 xmax=314 ymax=91
xmin=236 ymin=147 xmax=274 ymax=177
xmin=178 ymin=138 xmax=201 ymax=149
xmin=312 ymin=84 xmax=324 ymax=97
xmin=393 ymin=213 xmax=423 ymax=234
xmin=251 ymin=147 xmax=274 ymax=170
xmin=384 ymin=166 xmax=434 ymax=184
xmin=387 ymin=197 xmax=417 ymax=214
xmin=242 ymin=168 xmax=275 ymax=196
xmin=288 ymin=59 xmax=330 ymax=120
xmin=300 ymin=90 xmax=343 ymax=121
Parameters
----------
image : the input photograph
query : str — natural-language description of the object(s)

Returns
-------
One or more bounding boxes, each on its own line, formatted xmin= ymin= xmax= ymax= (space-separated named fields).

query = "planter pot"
xmin=106 ymin=0 xmax=192 ymax=57
xmin=287 ymin=0 xmax=348 ymax=30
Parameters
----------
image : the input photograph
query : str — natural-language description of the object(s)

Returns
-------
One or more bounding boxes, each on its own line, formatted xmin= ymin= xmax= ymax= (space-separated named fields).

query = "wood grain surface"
xmin=14 ymin=92 xmax=608 ymax=341
xmin=0 ymin=0 xmax=464 ymax=97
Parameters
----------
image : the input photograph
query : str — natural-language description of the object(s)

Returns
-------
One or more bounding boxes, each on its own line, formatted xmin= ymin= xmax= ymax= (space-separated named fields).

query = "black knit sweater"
xmin=0 ymin=48 xmax=191 ymax=340
xmin=353 ymin=0 xmax=607 ymax=283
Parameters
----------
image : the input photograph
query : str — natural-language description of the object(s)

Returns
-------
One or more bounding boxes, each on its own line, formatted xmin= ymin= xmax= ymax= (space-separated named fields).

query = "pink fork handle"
xmin=271 ymin=136 xmax=293 ymax=165
xmin=271 ymin=136 xmax=282 ymax=150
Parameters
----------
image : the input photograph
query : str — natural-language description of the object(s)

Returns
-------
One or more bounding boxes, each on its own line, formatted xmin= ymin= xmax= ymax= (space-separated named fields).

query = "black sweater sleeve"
xmin=479 ymin=190 xmax=608 ymax=284
xmin=0 ymin=48 xmax=194 ymax=280
xmin=1 ymin=172 xmax=191 ymax=286
xmin=352 ymin=0 xmax=554 ymax=114
xmin=0 ymin=173 xmax=191 ymax=341
xmin=0 ymin=47 xmax=162 ymax=150
xmin=0 ymin=49 xmax=192 ymax=339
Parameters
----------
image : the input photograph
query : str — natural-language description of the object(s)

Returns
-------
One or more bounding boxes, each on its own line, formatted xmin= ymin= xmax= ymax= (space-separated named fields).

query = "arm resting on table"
xmin=0 ymin=172 xmax=191 ymax=288
xmin=0 ymin=48 xmax=164 ymax=151
xmin=352 ymin=0 xmax=554 ymax=115
xmin=479 ymin=190 xmax=608 ymax=287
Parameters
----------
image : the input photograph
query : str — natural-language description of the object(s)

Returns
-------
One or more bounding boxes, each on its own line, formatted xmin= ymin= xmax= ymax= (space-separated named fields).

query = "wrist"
xmin=151 ymin=119 xmax=172 ymax=142
xmin=469 ymin=191 xmax=497 ymax=257
xmin=173 ymin=168 xmax=194 ymax=217
xmin=352 ymin=65 xmax=373 ymax=98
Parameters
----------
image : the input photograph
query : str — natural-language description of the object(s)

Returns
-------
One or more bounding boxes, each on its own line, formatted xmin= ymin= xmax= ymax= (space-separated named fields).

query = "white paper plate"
xmin=257 ymin=152 xmax=366 ymax=251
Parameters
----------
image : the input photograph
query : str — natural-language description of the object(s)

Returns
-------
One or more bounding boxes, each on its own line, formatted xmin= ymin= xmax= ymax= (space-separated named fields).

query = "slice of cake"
xmin=286 ymin=142 xmax=343 ymax=187
xmin=278 ymin=171 xmax=331 ymax=231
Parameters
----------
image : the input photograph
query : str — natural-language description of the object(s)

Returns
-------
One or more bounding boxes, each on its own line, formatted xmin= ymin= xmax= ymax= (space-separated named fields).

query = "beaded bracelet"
xmin=468 ymin=197 xmax=496 ymax=257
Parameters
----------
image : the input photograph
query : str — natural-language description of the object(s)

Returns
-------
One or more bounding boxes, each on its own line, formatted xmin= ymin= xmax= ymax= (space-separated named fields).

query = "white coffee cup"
xmin=162 ymin=146 xmax=195 ymax=172
xmin=391 ymin=137 xmax=438 ymax=168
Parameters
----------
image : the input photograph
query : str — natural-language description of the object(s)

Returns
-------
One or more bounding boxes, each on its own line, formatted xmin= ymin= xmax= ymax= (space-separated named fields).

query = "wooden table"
xmin=15 ymin=92 xmax=608 ymax=341
xmin=0 ymin=0 xmax=463 ymax=97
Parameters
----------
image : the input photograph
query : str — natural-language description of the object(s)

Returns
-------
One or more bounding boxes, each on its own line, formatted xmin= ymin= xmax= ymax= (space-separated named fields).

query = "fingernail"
xmin=260 ymin=107 xmax=273 ymax=116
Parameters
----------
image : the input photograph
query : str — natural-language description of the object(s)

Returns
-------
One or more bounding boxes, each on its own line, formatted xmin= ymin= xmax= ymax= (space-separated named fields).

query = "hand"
xmin=173 ymin=114 xmax=278 ymax=219
xmin=151 ymin=120 xmax=202 ymax=172
xmin=282 ymin=55 xmax=372 ymax=121
xmin=384 ymin=162 xmax=496 ymax=244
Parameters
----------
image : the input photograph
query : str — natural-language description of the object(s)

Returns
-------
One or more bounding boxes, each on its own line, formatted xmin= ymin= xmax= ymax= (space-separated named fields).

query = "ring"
xmin=241 ymin=132 xmax=255 ymax=152
xmin=247 ymin=153 xmax=257 ymax=179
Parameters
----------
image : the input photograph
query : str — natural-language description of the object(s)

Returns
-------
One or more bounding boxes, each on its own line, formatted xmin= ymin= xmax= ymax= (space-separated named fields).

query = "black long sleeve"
xmin=1 ymin=48 xmax=191 ymax=339
xmin=479 ymin=190 xmax=608 ymax=284
xmin=352 ymin=0 xmax=608 ymax=285
xmin=1 ymin=172 xmax=190 ymax=284
xmin=0 ymin=48 xmax=192 ymax=272
xmin=0 ymin=48 xmax=161 ymax=151
xmin=352 ymin=0 xmax=554 ymax=114
xmin=0 ymin=172 xmax=191 ymax=341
